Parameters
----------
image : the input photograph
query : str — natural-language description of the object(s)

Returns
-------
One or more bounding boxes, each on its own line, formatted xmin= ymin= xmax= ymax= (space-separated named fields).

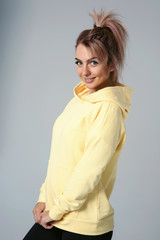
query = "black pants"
xmin=23 ymin=223 xmax=113 ymax=240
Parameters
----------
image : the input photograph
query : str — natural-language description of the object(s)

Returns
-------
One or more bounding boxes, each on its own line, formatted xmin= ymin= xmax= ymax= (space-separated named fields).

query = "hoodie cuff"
xmin=37 ymin=193 xmax=46 ymax=203
xmin=49 ymin=197 xmax=69 ymax=221
xmin=49 ymin=206 xmax=64 ymax=221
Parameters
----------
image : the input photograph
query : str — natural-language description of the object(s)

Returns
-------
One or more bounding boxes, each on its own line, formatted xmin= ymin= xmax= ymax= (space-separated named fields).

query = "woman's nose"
xmin=82 ymin=65 xmax=91 ymax=76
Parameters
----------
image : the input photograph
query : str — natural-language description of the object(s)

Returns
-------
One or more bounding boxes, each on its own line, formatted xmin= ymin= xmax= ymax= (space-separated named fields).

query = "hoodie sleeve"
xmin=49 ymin=102 xmax=123 ymax=220
xmin=37 ymin=181 xmax=46 ymax=203
xmin=37 ymin=123 xmax=56 ymax=203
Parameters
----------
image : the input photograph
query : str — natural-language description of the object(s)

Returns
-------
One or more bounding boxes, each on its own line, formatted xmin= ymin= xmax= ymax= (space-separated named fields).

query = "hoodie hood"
xmin=74 ymin=81 xmax=134 ymax=120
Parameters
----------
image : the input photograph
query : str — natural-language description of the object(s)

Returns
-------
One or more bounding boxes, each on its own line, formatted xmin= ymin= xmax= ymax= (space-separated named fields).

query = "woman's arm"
xmin=48 ymin=102 xmax=124 ymax=221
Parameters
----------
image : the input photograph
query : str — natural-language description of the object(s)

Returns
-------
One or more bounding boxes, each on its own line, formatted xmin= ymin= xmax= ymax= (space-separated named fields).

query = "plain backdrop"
xmin=0 ymin=0 xmax=159 ymax=239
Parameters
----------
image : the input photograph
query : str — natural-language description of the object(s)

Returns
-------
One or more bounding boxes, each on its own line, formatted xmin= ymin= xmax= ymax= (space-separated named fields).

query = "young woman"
xmin=23 ymin=9 xmax=134 ymax=240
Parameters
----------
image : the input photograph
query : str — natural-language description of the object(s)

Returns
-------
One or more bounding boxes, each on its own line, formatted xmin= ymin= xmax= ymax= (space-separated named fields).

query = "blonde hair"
xmin=75 ymin=9 xmax=128 ymax=85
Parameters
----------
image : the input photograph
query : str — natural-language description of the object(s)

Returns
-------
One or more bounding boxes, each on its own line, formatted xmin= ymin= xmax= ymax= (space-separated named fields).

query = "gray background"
xmin=0 ymin=0 xmax=159 ymax=239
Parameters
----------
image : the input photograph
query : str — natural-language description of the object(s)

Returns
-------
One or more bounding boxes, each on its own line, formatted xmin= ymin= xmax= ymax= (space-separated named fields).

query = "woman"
xmin=23 ymin=9 xmax=134 ymax=240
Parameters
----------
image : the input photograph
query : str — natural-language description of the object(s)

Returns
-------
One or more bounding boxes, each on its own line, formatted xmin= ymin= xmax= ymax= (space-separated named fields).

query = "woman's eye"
xmin=91 ymin=61 xmax=98 ymax=66
xmin=75 ymin=61 xmax=82 ymax=66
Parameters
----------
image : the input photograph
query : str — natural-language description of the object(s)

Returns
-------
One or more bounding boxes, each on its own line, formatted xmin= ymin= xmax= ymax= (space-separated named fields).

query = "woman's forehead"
xmin=76 ymin=44 xmax=95 ymax=55
xmin=76 ymin=44 xmax=100 ymax=60
xmin=76 ymin=44 xmax=108 ymax=63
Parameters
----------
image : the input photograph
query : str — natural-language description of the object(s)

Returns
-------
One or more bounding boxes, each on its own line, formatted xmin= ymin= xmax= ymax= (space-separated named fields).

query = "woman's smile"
xmin=83 ymin=77 xmax=96 ymax=83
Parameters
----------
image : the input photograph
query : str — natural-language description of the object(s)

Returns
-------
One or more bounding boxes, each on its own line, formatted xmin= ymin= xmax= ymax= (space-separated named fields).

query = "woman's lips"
xmin=84 ymin=77 xmax=96 ymax=83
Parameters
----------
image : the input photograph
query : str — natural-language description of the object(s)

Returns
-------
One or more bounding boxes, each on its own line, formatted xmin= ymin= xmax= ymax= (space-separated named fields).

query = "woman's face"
xmin=75 ymin=44 xmax=113 ymax=93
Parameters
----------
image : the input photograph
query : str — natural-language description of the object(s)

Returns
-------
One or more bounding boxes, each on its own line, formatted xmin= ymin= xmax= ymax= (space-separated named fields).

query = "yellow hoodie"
xmin=37 ymin=80 xmax=134 ymax=235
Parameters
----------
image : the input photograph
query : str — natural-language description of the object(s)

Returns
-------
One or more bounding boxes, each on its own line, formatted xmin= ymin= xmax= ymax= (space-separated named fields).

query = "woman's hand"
xmin=32 ymin=202 xmax=46 ymax=224
xmin=33 ymin=203 xmax=54 ymax=229
xmin=39 ymin=211 xmax=54 ymax=229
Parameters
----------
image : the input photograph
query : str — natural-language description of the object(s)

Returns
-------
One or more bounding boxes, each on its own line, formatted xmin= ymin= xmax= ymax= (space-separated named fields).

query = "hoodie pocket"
xmin=73 ymin=186 xmax=98 ymax=221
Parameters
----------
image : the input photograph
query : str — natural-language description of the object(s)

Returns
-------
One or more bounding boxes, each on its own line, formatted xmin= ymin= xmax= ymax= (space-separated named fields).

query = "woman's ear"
xmin=110 ymin=68 xmax=114 ymax=72
xmin=108 ymin=64 xmax=115 ymax=72
xmin=106 ymin=58 xmax=115 ymax=73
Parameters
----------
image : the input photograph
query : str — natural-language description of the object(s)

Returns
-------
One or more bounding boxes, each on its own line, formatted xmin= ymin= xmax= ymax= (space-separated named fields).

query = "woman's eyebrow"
xmin=75 ymin=57 xmax=99 ymax=62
